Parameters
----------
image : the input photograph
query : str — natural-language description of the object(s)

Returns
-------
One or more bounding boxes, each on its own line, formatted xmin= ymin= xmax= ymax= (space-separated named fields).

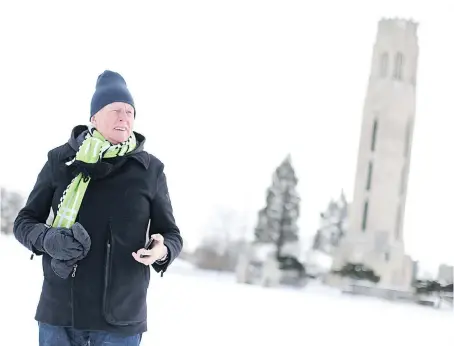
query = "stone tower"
xmin=332 ymin=18 xmax=419 ymax=290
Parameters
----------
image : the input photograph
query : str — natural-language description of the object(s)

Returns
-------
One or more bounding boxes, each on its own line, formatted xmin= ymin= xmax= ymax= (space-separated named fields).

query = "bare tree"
xmin=1 ymin=187 xmax=25 ymax=235
xmin=194 ymin=206 xmax=249 ymax=272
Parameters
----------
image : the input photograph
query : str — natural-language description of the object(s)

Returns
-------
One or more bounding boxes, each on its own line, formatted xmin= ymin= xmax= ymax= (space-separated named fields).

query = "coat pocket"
xmin=102 ymin=217 xmax=150 ymax=326
xmin=42 ymin=253 xmax=68 ymax=284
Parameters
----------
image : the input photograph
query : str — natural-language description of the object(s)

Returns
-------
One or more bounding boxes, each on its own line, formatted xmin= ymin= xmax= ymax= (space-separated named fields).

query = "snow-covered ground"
xmin=0 ymin=235 xmax=451 ymax=345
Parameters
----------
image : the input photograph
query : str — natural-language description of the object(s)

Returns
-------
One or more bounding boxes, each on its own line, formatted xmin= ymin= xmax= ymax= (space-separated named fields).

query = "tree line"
xmin=193 ymin=155 xmax=304 ymax=277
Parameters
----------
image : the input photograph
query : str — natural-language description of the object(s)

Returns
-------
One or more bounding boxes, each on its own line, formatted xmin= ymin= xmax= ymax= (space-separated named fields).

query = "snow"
xmin=0 ymin=235 xmax=452 ymax=345
xmin=305 ymin=249 xmax=333 ymax=276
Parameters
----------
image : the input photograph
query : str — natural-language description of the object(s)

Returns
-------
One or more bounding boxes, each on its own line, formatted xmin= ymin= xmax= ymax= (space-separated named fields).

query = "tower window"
xmin=395 ymin=205 xmax=402 ymax=240
xmin=361 ymin=200 xmax=369 ymax=232
xmin=371 ymin=118 xmax=378 ymax=151
xmin=366 ymin=161 xmax=373 ymax=191
xmin=393 ymin=52 xmax=404 ymax=80
xmin=380 ymin=52 xmax=388 ymax=78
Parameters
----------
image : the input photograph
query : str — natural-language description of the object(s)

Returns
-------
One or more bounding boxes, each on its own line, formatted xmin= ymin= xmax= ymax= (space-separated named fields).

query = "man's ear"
xmin=90 ymin=115 xmax=96 ymax=126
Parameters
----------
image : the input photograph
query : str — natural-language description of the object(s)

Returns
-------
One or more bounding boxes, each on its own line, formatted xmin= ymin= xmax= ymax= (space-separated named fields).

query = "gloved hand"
xmin=42 ymin=222 xmax=91 ymax=261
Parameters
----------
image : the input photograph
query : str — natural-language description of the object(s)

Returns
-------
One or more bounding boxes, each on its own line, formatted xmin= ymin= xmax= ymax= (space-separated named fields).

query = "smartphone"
xmin=140 ymin=238 xmax=155 ymax=258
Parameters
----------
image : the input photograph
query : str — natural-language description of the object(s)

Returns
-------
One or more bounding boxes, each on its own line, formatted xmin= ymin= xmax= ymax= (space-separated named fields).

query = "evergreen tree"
xmin=312 ymin=190 xmax=348 ymax=255
xmin=254 ymin=155 xmax=300 ymax=258
xmin=413 ymin=279 xmax=453 ymax=308
xmin=413 ymin=279 xmax=453 ymax=295
xmin=332 ymin=262 xmax=380 ymax=283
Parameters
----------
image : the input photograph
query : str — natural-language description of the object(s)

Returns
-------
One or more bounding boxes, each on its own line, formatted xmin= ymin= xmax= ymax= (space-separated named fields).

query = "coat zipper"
xmin=71 ymin=263 xmax=78 ymax=327
xmin=71 ymin=275 xmax=75 ymax=327
xmin=72 ymin=264 xmax=78 ymax=277
xmin=103 ymin=240 xmax=111 ymax=318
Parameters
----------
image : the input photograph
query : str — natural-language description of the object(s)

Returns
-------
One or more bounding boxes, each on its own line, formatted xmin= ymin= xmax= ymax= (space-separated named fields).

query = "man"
xmin=13 ymin=70 xmax=183 ymax=346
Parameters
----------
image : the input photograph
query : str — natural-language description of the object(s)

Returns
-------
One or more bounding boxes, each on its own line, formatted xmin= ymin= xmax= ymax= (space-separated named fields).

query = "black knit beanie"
xmin=90 ymin=70 xmax=135 ymax=119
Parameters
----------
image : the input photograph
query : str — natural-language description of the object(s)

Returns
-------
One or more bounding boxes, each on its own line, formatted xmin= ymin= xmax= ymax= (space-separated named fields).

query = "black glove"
xmin=30 ymin=222 xmax=91 ymax=280
xmin=41 ymin=222 xmax=91 ymax=261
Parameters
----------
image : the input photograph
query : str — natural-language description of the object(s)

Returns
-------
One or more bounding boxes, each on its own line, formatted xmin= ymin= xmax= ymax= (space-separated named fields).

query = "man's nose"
xmin=118 ymin=109 xmax=128 ymax=120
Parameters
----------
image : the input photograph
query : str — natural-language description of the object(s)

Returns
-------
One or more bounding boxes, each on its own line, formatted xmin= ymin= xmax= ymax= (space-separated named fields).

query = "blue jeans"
xmin=38 ymin=322 xmax=142 ymax=346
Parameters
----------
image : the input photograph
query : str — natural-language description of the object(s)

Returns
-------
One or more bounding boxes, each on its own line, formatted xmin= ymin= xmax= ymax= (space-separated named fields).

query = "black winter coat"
xmin=13 ymin=125 xmax=183 ymax=336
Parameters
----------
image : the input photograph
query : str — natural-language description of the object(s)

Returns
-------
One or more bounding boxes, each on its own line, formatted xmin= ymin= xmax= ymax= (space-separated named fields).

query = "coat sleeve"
xmin=149 ymin=166 xmax=183 ymax=275
xmin=13 ymin=156 xmax=55 ymax=256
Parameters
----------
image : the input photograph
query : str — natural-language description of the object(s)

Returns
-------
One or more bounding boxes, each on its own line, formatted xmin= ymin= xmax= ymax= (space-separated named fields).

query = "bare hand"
xmin=132 ymin=234 xmax=168 ymax=266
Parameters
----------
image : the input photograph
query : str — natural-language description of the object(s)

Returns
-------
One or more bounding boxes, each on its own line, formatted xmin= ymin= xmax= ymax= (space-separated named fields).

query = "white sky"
xmin=1 ymin=1 xmax=453 ymax=271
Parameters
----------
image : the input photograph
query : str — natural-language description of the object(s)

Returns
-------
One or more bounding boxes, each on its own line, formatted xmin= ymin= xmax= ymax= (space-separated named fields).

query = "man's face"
xmin=90 ymin=102 xmax=135 ymax=144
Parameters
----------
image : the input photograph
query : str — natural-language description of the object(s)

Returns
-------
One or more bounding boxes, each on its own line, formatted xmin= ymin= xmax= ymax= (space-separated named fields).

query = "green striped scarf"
xmin=53 ymin=128 xmax=137 ymax=228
